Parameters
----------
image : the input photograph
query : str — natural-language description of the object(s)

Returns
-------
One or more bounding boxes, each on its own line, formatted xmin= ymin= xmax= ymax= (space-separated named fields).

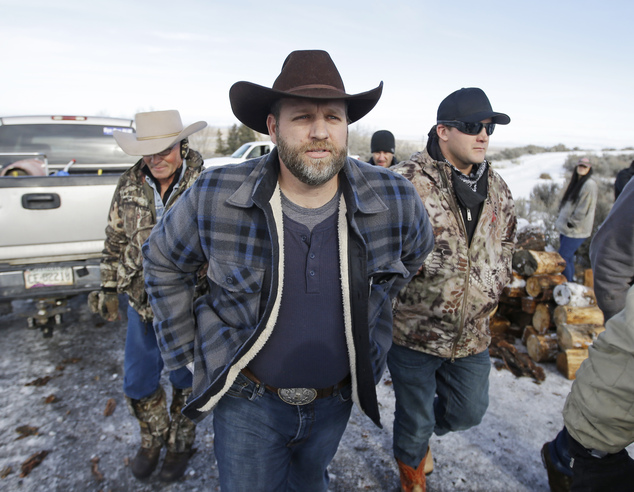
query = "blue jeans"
xmin=213 ymin=371 xmax=353 ymax=492
xmin=387 ymin=344 xmax=491 ymax=468
xmin=123 ymin=304 xmax=192 ymax=400
xmin=558 ymin=234 xmax=587 ymax=282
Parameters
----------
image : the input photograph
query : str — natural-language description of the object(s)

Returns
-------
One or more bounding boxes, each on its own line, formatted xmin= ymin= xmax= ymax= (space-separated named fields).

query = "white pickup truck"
xmin=204 ymin=141 xmax=275 ymax=168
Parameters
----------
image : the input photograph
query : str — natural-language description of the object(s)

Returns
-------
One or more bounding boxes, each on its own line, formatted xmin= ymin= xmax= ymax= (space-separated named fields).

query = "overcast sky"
xmin=2 ymin=0 xmax=633 ymax=149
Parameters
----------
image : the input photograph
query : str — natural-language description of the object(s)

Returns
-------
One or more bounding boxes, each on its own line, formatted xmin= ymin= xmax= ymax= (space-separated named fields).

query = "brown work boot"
xmin=130 ymin=446 xmax=161 ymax=479
xmin=159 ymin=387 xmax=196 ymax=482
xmin=397 ymin=454 xmax=427 ymax=492
xmin=126 ymin=387 xmax=170 ymax=480
xmin=424 ymin=446 xmax=433 ymax=475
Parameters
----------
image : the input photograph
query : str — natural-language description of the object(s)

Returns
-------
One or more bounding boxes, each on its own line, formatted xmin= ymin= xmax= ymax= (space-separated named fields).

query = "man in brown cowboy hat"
xmin=88 ymin=109 xmax=206 ymax=482
xmin=142 ymin=50 xmax=433 ymax=491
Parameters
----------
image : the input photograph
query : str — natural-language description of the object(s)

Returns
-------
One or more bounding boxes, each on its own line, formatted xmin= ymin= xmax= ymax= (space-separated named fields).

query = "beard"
xmin=276 ymin=129 xmax=348 ymax=186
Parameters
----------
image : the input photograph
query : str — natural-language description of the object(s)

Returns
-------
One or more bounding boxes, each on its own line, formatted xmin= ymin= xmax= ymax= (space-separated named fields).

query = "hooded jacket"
xmin=563 ymin=284 xmax=634 ymax=454
xmin=101 ymin=150 xmax=204 ymax=321
xmin=142 ymin=149 xmax=433 ymax=426
xmin=390 ymin=151 xmax=516 ymax=359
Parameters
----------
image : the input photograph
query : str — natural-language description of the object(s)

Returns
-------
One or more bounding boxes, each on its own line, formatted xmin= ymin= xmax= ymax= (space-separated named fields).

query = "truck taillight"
xmin=51 ymin=116 xmax=87 ymax=121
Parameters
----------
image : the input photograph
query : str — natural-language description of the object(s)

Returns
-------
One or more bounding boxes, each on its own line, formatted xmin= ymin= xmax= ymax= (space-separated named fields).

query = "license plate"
xmin=24 ymin=267 xmax=74 ymax=289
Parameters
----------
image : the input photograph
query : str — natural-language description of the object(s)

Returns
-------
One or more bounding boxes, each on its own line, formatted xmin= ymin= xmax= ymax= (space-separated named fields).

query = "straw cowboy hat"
xmin=113 ymin=110 xmax=207 ymax=156
xmin=229 ymin=50 xmax=383 ymax=135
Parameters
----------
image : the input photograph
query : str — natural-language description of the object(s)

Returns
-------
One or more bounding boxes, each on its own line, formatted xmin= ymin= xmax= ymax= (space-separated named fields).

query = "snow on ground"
xmin=493 ymin=149 xmax=630 ymax=200
xmin=0 ymin=296 xmax=572 ymax=491
xmin=493 ymin=152 xmax=570 ymax=200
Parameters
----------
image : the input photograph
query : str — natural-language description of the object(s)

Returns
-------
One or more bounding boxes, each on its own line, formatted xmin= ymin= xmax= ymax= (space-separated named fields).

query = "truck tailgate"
xmin=0 ymin=175 xmax=119 ymax=264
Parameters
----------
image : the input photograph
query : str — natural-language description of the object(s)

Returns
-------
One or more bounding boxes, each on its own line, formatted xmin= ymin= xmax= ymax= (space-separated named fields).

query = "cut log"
xmin=526 ymin=333 xmax=559 ymax=362
xmin=557 ymin=323 xmax=605 ymax=351
xmin=553 ymin=306 xmax=604 ymax=327
xmin=512 ymin=250 xmax=566 ymax=277
xmin=525 ymin=274 xmax=567 ymax=298
xmin=516 ymin=228 xmax=547 ymax=251
xmin=584 ymin=269 xmax=594 ymax=288
xmin=490 ymin=314 xmax=511 ymax=335
xmin=532 ymin=303 xmax=556 ymax=334
xmin=556 ymin=349 xmax=588 ymax=380
xmin=521 ymin=325 xmax=539 ymax=345
xmin=521 ymin=297 xmax=538 ymax=314
xmin=553 ymin=283 xmax=597 ymax=307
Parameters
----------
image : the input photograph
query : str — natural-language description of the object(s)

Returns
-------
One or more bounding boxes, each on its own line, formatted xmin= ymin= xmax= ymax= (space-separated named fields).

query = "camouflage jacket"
xmin=101 ymin=150 xmax=204 ymax=321
xmin=391 ymin=151 xmax=516 ymax=359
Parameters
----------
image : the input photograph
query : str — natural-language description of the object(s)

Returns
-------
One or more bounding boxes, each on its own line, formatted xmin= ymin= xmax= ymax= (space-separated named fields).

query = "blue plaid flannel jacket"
xmin=142 ymin=149 xmax=433 ymax=426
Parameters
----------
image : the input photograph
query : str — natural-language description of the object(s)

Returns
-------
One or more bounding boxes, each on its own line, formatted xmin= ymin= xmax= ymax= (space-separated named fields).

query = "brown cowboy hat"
xmin=229 ymin=50 xmax=383 ymax=135
xmin=113 ymin=110 xmax=207 ymax=156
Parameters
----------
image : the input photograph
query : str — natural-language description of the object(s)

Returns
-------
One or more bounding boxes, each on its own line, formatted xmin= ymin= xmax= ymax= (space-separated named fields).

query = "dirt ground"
xmin=0 ymin=293 xmax=579 ymax=492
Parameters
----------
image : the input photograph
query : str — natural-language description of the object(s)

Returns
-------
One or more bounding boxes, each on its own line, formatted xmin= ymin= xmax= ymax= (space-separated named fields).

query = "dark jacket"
xmin=590 ymin=178 xmax=634 ymax=320
xmin=143 ymin=149 xmax=434 ymax=425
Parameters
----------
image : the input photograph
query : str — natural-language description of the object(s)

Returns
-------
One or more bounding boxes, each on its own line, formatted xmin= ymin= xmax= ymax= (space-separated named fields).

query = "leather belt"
xmin=241 ymin=367 xmax=351 ymax=406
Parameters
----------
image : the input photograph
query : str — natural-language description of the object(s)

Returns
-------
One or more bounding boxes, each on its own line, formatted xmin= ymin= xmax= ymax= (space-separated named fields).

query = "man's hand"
xmin=88 ymin=290 xmax=119 ymax=322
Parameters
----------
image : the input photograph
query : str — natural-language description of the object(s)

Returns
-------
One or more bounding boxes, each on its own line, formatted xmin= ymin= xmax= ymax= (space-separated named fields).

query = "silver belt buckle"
xmin=277 ymin=387 xmax=317 ymax=405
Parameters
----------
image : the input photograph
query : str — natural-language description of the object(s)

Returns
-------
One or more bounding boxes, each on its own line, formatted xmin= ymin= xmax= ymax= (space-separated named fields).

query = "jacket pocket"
xmin=206 ymin=255 xmax=266 ymax=329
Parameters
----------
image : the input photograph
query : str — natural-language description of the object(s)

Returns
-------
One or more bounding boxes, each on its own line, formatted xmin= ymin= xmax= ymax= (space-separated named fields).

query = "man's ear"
xmin=436 ymin=124 xmax=450 ymax=142
xmin=267 ymin=114 xmax=278 ymax=143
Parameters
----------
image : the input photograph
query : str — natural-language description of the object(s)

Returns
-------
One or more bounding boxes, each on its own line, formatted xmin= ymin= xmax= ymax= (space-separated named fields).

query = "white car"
xmin=204 ymin=141 xmax=275 ymax=169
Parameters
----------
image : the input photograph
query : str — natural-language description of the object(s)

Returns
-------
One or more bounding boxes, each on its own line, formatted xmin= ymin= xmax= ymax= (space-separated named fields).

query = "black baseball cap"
xmin=437 ymin=87 xmax=510 ymax=125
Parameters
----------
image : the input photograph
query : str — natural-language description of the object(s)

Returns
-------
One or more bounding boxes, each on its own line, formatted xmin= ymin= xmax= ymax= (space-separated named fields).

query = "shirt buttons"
xmin=226 ymin=277 xmax=234 ymax=285
xmin=309 ymin=271 xmax=315 ymax=277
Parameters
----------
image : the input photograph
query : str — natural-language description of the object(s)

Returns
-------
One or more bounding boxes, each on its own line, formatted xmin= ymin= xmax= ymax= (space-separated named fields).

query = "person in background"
xmin=142 ymin=50 xmax=433 ymax=491
xmin=542 ymin=178 xmax=634 ymax=492
xmin=387 ymin=87 xmax=516 ymax=492
xmin=368 ymin=129 xmax=398 ymax=168
xmin=88 ymin=110 xmax=206 ymax=482
xmin=614 ymin=159 xmax=634 ymax=200
xmin=555 ymin=157 xmax=598 ymax=282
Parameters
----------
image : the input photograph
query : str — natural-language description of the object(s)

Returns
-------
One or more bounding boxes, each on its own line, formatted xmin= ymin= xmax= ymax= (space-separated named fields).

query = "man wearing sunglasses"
xmin=387 ymin=88 xmax=517 ymax=491
xmin=89 ymin=110 xmax=207 ymax=482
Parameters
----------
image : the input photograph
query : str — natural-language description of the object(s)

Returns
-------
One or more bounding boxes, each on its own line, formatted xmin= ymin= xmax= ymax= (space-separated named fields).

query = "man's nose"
xmin=310 ymin=118 xmax=329 ymax=140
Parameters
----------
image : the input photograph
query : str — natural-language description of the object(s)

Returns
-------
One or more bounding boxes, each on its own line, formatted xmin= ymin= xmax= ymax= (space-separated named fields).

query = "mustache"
xmin=300 ymin=141 xmax=338 ymax=153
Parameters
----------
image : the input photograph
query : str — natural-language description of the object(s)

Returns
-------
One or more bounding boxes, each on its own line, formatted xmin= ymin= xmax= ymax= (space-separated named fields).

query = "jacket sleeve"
xmin=402 ymin=189 xmax=434 ymax=280
xmin=142 ymin=184 xmax=206 ymax=370
xmin=501 ymin=184 xmax=517 ymax=283
xmin=101 ymin=182 xmax=126 ymax=290
xmin=590 ymin=181 xmax=634 ymax=320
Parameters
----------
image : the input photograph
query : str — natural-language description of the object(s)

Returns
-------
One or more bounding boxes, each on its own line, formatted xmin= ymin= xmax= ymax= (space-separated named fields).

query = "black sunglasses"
xmin=437 ymin=120 xmax=496 ymax=136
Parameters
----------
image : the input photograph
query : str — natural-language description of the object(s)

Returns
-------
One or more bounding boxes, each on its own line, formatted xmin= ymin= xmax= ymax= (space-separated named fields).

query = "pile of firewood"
xmin=490 ymin=229 xmax=605 ymax=381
